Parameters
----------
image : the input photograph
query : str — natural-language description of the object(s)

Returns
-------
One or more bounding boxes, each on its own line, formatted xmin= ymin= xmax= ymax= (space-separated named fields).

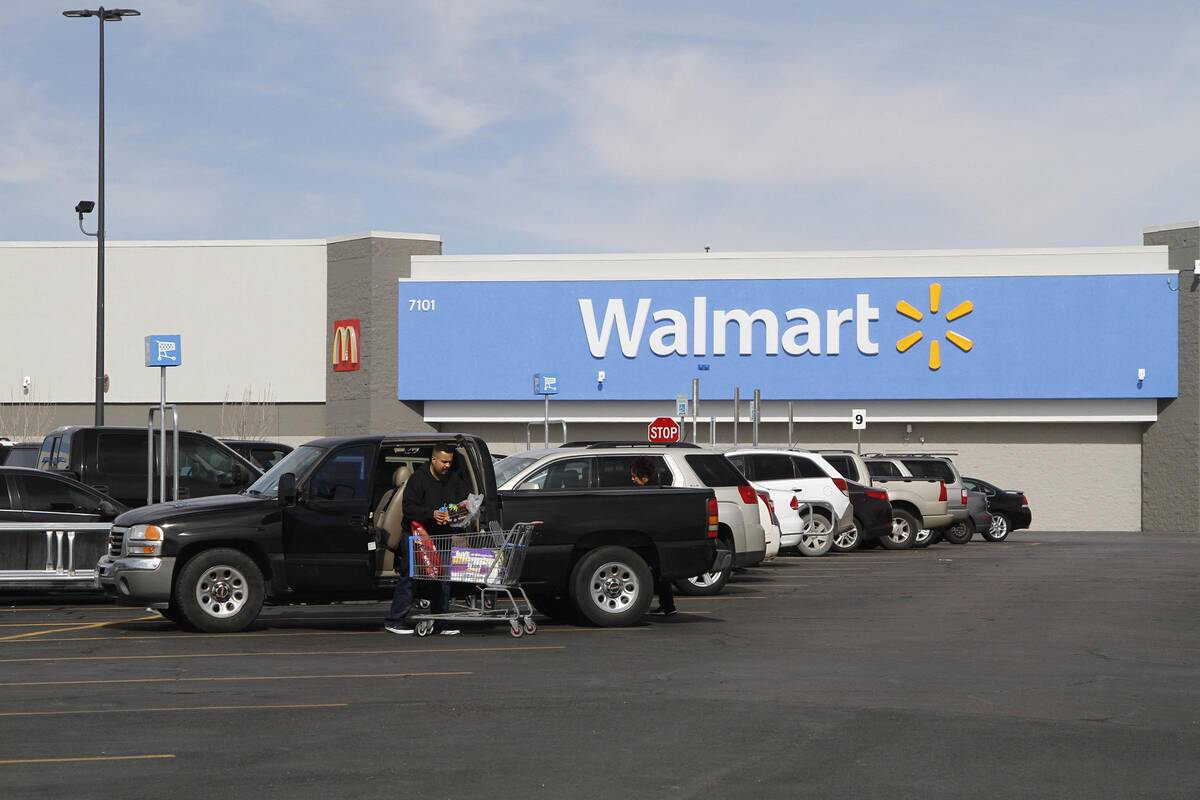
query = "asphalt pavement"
xmin=0 ymin=531 xmax=1196 ymax=800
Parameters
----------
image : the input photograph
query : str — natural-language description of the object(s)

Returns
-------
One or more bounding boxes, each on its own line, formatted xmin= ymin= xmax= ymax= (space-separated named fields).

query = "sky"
xmin=2 ymin=0 xmax=1199 ymax=254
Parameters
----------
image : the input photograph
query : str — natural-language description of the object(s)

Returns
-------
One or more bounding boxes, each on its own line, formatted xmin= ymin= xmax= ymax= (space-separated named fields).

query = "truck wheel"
xmin=832 ymin=519 xmax=863 ymax=553
xmin=569 ymin=546 xmax=653 ymax=627
xmin=880 ymin=510 xmax=919 ymax=549
xmin=528 ymin=592 xmax=581 ymax=623
xmin=943 ymin=519 xmax=975 ymax=545
xmin=982 ymin=513 xmax=1011 ymax=542
xmin=174 ymin=548 xmax=265 ymax=633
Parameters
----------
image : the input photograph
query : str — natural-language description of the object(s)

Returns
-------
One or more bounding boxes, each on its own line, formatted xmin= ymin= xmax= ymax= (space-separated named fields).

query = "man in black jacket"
xmin=384 ymin=445 xmax=470 ymax=635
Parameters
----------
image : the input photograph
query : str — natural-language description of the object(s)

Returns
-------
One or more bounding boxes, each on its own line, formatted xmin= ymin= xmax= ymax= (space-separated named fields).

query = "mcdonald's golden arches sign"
xmin=332 ymin=318 xmax=361 ymax=372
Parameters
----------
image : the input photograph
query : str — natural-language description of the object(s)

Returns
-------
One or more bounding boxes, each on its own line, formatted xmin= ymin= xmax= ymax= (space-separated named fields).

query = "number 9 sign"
xmin=851 ymin=409 xmax=867 ymax=430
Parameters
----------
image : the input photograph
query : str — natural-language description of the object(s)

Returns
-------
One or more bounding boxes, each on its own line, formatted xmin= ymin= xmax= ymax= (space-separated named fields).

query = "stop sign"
xmin=647 ymin=416 xmax=681 ymax=443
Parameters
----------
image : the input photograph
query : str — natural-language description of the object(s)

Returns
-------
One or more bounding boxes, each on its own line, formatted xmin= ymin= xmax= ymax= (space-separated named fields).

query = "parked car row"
xmin=1 ymin=425 xmax=1031 ymax=630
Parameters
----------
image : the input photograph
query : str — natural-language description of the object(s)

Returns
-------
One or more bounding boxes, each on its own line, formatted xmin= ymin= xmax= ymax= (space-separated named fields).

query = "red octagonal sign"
xmin=647 ymin=416 xmax=681 ymax=443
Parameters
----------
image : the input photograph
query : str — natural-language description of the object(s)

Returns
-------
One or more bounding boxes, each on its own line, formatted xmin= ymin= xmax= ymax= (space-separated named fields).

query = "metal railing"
xmin=0 ymin=522 xmax=112 ymax=586
xmin=526 ymin=419 xmax=568 ymax=450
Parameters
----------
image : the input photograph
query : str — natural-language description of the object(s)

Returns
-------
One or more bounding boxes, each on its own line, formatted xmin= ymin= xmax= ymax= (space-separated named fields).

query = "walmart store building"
xmin=1 ymin=223 xmax=1197 ymax=532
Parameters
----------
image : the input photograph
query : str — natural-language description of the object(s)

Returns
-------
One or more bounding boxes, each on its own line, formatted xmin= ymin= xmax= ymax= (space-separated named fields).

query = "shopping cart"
xmin=406 ymin=521 xmax=540 ymax=637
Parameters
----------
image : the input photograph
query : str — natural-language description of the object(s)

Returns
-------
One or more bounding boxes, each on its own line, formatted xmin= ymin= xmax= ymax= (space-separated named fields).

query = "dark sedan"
xmin=833 ymin=480 xmax=893 ymax=552
xmin=962 ymin=477 xmax=1031 ymax=541
xmin=0 ymin=467 xmax=127 ymax=590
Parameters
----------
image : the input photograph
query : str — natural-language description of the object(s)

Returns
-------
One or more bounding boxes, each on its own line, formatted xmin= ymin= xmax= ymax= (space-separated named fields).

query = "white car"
xmin=754 ymin=488 xmax=782 ymax=561
xmin=726 ymin=449 xmax=855 ymax=557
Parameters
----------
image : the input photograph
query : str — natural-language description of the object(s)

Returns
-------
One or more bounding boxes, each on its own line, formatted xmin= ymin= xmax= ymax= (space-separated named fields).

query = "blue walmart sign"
xmin=397 ymin=275 xmax=1177 ymax=401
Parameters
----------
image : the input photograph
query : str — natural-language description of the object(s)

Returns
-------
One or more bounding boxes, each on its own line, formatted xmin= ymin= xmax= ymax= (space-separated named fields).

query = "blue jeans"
xmin=385 ymin=541 xmax=450 ymax=627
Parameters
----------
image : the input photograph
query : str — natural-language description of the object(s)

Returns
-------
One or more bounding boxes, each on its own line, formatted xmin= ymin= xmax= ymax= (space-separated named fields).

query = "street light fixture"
xmin=63 ymin=6 xmax=140 ymax=425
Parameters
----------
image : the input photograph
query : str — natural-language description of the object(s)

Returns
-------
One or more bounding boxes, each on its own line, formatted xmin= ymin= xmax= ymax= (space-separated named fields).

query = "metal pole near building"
xmin=691 ymin=378 xmax=699 ymax=443
xmin=544 ymin=394 xmax=549 ymax=446
xmin=752 ymin=389 xmax=761 ymax=447
xmin=159 ymin=366 xmax=166 ymax=504
xmin=788 ymin=401 xmax=794 ymax=448
xmin=733 ymin=388 xmax=740 ymax=447
xmin=709 ymin=416 xmax=716 ymax=447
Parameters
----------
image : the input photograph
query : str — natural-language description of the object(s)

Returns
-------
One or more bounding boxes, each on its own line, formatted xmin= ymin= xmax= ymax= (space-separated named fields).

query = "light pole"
xmin=64 ymin=7 xmax=140 ymax=426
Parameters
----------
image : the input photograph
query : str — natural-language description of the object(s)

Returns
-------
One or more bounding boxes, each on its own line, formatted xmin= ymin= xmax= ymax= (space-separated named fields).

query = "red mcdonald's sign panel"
xmin=332 ymin=318 xmax=361 ymax=372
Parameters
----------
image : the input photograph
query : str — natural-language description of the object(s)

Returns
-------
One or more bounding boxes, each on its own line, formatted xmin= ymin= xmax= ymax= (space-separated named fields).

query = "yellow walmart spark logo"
xmin=895 ymin=282 xmax=973 ymax=370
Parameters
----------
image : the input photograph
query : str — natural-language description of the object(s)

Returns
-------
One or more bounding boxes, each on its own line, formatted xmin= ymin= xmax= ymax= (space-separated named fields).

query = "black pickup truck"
xmin=97 ymin=434 xmax=719 ymax=631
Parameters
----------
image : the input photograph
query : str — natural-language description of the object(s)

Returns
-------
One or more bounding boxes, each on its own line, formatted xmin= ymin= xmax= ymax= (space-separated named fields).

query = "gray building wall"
xmin=1141 ymin=225 xmax=1198 ymax=533
xmin=326 ymin=235 xmax=441 ymax=435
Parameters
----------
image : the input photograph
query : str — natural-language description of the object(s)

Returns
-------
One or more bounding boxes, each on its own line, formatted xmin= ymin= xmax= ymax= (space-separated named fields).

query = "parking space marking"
xmin=0 ymin=671 xmax=472 ymax=688
xmin=0 ymin=644 xmax=565 ymax=664
xmin=0 ymin=615 xmax=159 ymax=642
xmin=0 ymin=702 xmax=347 ymax=718
xmin=0 ymin=754 xmax=176 ymax=766
xmin=676 ymin=595 xmax=767 ymax=601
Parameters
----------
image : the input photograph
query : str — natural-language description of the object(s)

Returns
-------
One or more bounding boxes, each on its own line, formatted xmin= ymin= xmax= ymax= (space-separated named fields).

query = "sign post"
xmin=145 ymin=335 xmax=182 ymax=504
xmin=533 ymin=373 xmax=559 ymax=444
xmin=675 ymin=394 xmax=688 ymax=438
xmin=851 ymin=408 xmax=867 ymax=455
xmin=648 ymin=416 xmax=681 ymax=444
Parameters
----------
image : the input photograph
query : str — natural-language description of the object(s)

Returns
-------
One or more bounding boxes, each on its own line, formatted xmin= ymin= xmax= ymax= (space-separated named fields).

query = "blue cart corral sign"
xmin=533 ymin=373 xmax=559 ymax=395
xmin=145 ymin=334 xmax=182 ymax=367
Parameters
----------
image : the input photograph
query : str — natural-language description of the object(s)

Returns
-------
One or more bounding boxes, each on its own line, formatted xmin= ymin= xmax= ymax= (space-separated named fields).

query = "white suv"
xmin=493 ymin=444 xmax=767 ymax=594
xmin=725 ymin=449 xmax=854 ymax=557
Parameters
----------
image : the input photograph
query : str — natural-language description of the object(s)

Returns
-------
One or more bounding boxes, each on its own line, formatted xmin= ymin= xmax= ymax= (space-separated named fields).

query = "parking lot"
xmin=0 ymin=531 xmax=1196 ymax=799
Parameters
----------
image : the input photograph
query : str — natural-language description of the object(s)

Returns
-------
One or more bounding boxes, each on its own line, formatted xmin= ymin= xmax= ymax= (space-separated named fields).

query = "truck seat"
xmin=375 ymin=465 xmax=412 ymax=573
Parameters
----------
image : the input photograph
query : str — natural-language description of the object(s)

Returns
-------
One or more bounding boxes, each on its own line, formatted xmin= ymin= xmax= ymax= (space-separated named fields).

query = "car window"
xmin=517 ymin=458 xmax=592 ymax=490
xmin=866 ymin=460 xmax=902 ymax=478
xmin=309 ymin=445 xmax=373 ymax=502
xmin=4 ymin=447 xmax=38 ymax=469
xmin=790 ymin=456 xmax=828 ymax=479
xmin=684 ymin=454 xmax=749 ymax=487
xmin=822 ymin=455 xmax=859 ymax=482
xmin=493 ymin=454 xmax=541 ymax=487
xmin=901 ymin=459 xmax=957 ymax=483
xmin=248 ymin=445 xmax=325 ymax=497
xmin=0 ymin=476 xmax=15 ymax=510
xmin=176 ymin=436 xmax=244 ymax=489
xmin=962 ymin=479 xmax=978 ymax=492
xmin=596 ymin=455 xmax=674 ymax=487
xmin=39 ymin=435 xmax=59 ymax=470
xmin=251 ymin=448 xmax=289 ymax=470
xmin=97 ymin=433 xmax=149 ymax=475
xmin=19 ymin=474 xmax=101 ymax=514
xmin=748 ymin=454 xmax=795 ymax=481
xmin=726 ymin=455 xmax=747 ymax=476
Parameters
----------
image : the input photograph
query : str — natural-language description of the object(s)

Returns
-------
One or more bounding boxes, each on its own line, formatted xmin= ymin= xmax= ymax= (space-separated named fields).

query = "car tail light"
xmin=737 ymin=485 xmax=757 ymax=505
xmin=789 ymin=495 xmax=799 ymax=510
xmin=1020 ymin=494 xmax=1029 ymax=507
xmin=756 ymin=490 xmax=780 ymax=527
xmin=832 ymin=477 xmax=849 ymax=497
xmin=707 ymin=497 xmax=720 ymax=538
xmin=938 ymin=481 xmax=947 ymax=502
xmin=865 ymin=488 xmax=889 ymax=501
xmin=961 ymin=489 xmax=968 ymax=505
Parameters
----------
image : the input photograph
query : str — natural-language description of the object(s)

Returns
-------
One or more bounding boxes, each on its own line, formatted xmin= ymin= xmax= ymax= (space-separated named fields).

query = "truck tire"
xmin=880 ymin=510 xmax=919 ymax=549
xmin=569 ymin=546 xmax=653 ymax=627
xmin=832 ymin=518 xmax=864 ymax=553
xmin=174 ymin=548 xmax=265 ymax=633
xmin=528 ymin=592 xmax=581 ymax=623
xmin=982 ymin=513 xmax=1011 ymax=542
xmin=943 ymin=518 xmax=975 ymax=545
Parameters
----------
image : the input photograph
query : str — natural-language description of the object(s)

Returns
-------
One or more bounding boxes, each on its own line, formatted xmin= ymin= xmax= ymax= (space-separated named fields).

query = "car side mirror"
xmin=278 ymin=473 xmax=298 ymax=507
xmin=98 ymin=500 xmax=119 ymax=520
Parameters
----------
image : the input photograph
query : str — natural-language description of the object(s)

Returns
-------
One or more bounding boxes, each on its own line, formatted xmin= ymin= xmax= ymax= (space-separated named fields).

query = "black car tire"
xmin=982 ymin=513 xmax=1011 ymax=542
xmin=858 ymin=538 xmax=880 ymax=550
xmin=880 ymin=510 xmax=919 ymax=549
xmin=831 ymin=519 xmax=863 ymax=553
xmin=174 ymin=548 xmax=265 ymax=633
xmin=156 ymin=605 xmax=192 ymax=628
xmin=569 ymin=546 xmax=653 ymax=627
xmin=944 ymin=518 xmax=975 ymax=545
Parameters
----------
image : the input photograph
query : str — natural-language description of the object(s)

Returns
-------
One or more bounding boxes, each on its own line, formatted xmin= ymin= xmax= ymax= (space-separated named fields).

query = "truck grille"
xmin=109 ymin=526 xmax=129 ymax=557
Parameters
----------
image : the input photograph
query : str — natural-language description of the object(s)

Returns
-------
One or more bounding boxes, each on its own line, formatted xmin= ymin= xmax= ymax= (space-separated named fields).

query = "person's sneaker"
xmin=384 ymin=625 xmax=415 ymax=635
xmin=654 ymin=607 xmax=679 ymax=616
xmin=437 ymin=628 xmax=460 ymax=636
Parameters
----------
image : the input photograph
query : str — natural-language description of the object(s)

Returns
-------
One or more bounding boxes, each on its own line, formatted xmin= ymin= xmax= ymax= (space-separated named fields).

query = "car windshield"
xmin=246 ymin=445 xmax=325 ymax=497
xmin=493 ymin=454 xmax=541 ymax=487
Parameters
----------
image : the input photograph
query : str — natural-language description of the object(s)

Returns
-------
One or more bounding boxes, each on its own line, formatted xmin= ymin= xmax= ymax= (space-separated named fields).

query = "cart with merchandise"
xmin=406 ymin=521 xmax=540 ymax=637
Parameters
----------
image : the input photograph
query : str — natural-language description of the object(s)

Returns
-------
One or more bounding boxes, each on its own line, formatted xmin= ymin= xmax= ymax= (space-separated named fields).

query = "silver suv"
xmin=865 ymin=454 xmax=969 ymax=545
xmin=494 ymin=444 xmax=767 ymax=594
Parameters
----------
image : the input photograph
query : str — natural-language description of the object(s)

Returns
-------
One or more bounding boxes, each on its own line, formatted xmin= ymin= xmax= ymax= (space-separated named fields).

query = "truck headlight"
xmin=126 ymin=524 xmax=164 ymax=556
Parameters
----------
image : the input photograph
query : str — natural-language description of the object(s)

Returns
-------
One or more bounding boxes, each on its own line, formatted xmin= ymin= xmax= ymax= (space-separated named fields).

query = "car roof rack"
xmin=814 ymin=449 xmax=858 ymax=454
xmin=864 ymin=452 xmax=960 ymax=458
xmin=574 ymin=441 xmax=702 ymax=449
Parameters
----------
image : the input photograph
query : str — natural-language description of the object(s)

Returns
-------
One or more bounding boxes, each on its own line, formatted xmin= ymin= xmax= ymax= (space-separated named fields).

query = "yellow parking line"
xmin=0 ymin=702 xmax=347 ymax=718
xmin=0 ymin=615 xmax=159 ymax=643
xmin=0 ymin=754 xmax=175 ymax=765
xmin=0 ymin=644 xmax=564 ymax=664
xmin=0 ymin=671 xmax=471 ymax=688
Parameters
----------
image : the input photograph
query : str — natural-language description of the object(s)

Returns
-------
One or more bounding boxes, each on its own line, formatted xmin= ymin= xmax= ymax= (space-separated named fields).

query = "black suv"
xmin=220 ymin=439 xmax=294 ymax=471
xmin=38 ymin=426 xmax=261 ymax=509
